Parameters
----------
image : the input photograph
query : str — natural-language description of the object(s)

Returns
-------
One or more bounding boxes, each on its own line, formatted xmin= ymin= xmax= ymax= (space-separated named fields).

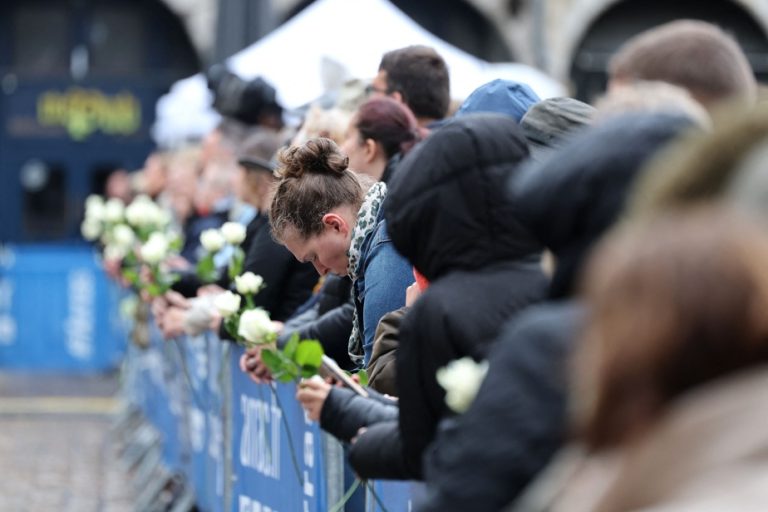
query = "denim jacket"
xmin=353 ymin=207 xmax=413 ymax=367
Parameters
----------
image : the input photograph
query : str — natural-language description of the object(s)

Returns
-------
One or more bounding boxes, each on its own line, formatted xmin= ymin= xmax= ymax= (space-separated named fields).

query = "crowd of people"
xmin=98 ymin=18 xmax=768 ymax=511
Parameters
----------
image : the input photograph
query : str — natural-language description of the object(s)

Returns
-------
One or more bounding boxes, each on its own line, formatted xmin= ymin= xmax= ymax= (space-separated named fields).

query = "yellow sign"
xmin=37 ymin=88 xmax=141 ymax=141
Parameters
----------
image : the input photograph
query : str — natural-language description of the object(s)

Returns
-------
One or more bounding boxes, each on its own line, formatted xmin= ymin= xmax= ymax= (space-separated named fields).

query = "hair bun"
xmin=276 ymin=137 xmax=349 ymax=179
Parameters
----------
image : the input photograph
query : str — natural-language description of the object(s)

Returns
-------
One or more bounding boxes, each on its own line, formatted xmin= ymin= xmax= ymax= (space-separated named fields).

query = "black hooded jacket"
xmin=339 ymin=114 xmax=549 ymax=479
xmin=416 ymin=113 xmax=696 ymax=511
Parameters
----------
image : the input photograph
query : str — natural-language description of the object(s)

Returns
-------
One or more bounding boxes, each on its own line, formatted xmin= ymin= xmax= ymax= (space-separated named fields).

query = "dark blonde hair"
xmin=269 ymin=137 xmax=364 ymax=241
xmin=575 ymin=209 xmax=768 ymax=451
xmin=609 ymin=20 xmax=756 ymax=108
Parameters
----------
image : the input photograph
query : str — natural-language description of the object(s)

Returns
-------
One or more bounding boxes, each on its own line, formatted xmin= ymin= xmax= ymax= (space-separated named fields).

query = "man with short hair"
xmin=608 ymin=20 xmax=757 ymax=110
xmin=370 ymin=45 xmax=450 ymax=128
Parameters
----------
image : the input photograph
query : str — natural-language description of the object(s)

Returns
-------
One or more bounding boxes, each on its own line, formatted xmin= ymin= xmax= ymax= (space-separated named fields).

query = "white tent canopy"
xmin=153 ymin=0 xmax=566 ymax=147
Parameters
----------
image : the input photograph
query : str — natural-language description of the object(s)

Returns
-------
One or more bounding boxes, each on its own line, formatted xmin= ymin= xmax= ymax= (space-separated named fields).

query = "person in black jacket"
xmin=300 ymin=114 xmax=549 ymax=479
xmin=415 ymin=113 xmax=697 ymax=512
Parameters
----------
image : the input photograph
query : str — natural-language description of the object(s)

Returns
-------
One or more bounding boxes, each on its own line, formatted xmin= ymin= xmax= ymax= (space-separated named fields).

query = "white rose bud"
xmin=238 ymin=308 xmax=276 ymax=345
xmin=85 ymin=195 xmax=106 ymax=222
xmin=81 ymin=218 xmax=102 ymax=241
xmin=214 ymin=291 xmax=241 ymax=318
xmin=140 ymin=232 xmax=169 ymax=264
xmin=200 ymin=228 xmax=225 ymax=253
xmin=221 ymin=222 xmax=247 ymax=245
xmin=103 ymin=198 xmax=125 ymax=223
xmin=125 ymin=195 xmax=155 ymax=227
xmin=112 ymin=224 xmax=135 ymax=249
xmin=85 ymin=194 xmax=104 ymax=210
xmin=436 ymin=357 xmax=489 ymax=414
xmin=104 ymin=244 xmax=127 ymax=261
xmin=235 ymin=272 xmax=264 ymax=295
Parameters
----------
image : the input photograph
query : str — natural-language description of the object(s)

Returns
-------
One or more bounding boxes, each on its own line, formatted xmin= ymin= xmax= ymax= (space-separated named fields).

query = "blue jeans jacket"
xmin=354 ymin=208 xmax=413 ymax=367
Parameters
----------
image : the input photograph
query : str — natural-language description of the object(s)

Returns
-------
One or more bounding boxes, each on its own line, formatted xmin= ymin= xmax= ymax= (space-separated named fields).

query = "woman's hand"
xmin=239 ymin=346 xmax=274 ymax=384
xmin=296 ymin=377 xmax=331 ymax=421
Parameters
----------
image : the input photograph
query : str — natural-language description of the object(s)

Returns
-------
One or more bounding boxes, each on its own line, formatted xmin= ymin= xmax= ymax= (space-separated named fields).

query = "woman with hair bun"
xmin=341 ymin=96 xmax=421 ymax=184
xmin=269 ymin=137 xmax=413 ymax=368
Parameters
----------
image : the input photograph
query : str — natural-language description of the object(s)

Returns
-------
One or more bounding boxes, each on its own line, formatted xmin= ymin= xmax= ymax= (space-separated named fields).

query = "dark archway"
xmin=570 ymin=0 xmax=768 ymax=102
xmin=285 ymin=0 xmax=513 ymax=62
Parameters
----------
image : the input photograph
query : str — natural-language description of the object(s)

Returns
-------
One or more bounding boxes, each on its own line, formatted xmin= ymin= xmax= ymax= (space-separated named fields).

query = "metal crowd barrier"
xmin=116 ymin=308 xmax=421 ymax=511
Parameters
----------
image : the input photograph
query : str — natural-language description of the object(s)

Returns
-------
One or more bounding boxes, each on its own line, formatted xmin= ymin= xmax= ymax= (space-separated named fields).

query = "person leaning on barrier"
xmin=299 ymin=114 xmax=548 ymax=480
xmin=264 ymin=137 xmax=413 ymax=373
xmin=513 ymin=209 xmax=768 ymax=512
xmin=415 ymin=112 xmax=697 ymax=512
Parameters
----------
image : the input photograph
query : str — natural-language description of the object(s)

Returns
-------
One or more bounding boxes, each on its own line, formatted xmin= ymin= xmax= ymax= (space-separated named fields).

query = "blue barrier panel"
xmin=0 ymin=244 xmax=125 ymax=371
xmin=369 ymin=480 xmax=424 ymax=511
xmin=139 ymin=323 xmax=190 ymax=475
xmin=205 ymin=337 xmax=229 ymax=512
xmin=229 ymin=344 xmax=328 ymax=512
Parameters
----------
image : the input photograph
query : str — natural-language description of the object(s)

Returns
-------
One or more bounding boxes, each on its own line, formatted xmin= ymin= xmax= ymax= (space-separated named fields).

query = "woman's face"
xmin=340 ymin=119 xmax=369 ymax=173
xmin=282 ymin=223 xmax=351 ymax=277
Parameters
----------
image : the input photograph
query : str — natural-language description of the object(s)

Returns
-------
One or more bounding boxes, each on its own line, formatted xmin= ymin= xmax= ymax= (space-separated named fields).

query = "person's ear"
xmin=321 ymin=213 xmax=349 ymax=235
xmin=363 ymin=138 xmax=379 ymax=164
xmin=390 ymin=90 xmax=404 ymax=104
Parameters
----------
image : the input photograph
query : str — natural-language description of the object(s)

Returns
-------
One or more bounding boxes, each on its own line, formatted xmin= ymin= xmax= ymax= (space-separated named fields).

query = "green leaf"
xmin=263 ymin=348 xmax=300 ymax=383
xmin=122 ymin=268 xmax=139 ymax=286
xmin=260 ymin=349 xmax=284 ymax=375
xmin=356 ymin=369 xmax=369 ymax=387
xmin=284 ymin=332 xmax=300 ymax=359
xmin=147 ymin=282 xmax=163 ymax=297
xmin=294 ymin=340 xmax=324 ymax=369
xmin=300 ymin=365 xmax=319 ymax=378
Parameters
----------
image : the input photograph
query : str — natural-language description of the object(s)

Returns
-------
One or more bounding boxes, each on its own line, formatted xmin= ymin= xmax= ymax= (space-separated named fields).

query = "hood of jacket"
xmin=385 ymin=113 xmax=541 ymax=281
xmin=509 ymin=112 xmax=695 ymax=298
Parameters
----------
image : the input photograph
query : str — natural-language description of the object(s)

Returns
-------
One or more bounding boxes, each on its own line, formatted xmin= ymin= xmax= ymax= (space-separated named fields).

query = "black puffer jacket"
xmin=344 ymin=114 xmax=549 ymax=479
xmin=416 ymin=113 xmax=696 ymax=511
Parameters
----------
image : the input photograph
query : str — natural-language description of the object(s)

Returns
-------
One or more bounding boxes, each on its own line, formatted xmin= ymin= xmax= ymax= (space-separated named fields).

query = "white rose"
xmin=154 ymin=208 xmax=173 ymax=227
xmin=81 ymin=218 xmax=102 ymax=241
xmin=125 ymin=195 xmax=156 ymax=227
xmin=103 ymin=198 xmax=125 ymax=223
xmin=221 ymin=222 xmax=247 ymax=245
xmin=112 ymin=224 xmax=135 ymax=249
xmin=85 ymin=195 xmax=106 ymax=222
xmin=235 ymin=272 xmax=264 ymax=295
xmin=213 ymin=291 xmax=241 ymax=318
xmin=238 ymin=308 xmax=276 ymax=345
xmin=200 ymin=228 xmax=225 ymax=253
xmin=85 ymin=194 xmax=104 ymax=210
xmin=104 ymin=244 xmax=127 ymax=261
xmin=436 ymin=357 xmax=489 ymax=414
xmin=140 ymin=232 xmax=169 ymax=264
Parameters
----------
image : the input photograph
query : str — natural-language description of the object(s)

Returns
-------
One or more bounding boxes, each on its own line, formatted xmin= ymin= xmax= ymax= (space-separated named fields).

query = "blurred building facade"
xmin=168 ymin=0 xmax=768 ymax=101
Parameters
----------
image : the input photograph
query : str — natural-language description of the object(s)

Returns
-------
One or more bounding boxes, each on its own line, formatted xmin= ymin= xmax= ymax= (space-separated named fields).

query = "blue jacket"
xmin=353 ymin=206 xmax=412 ymax=367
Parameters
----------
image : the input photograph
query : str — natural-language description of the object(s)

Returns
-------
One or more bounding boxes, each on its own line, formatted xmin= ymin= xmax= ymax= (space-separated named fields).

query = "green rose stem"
xmin=268 ymin=383 xmax=304 ymax=487
xmin=171 ymin=337 xmax=205 ymax=407
xmin=228 ymin=247 xmax=245 ymax=281
xmin=196 ymin=252 xmax=218 ymax=283
xmin=329 ymin=478 xmax=361 ymax=512
xmin=365 ymin=480 xmax=390 ymax=512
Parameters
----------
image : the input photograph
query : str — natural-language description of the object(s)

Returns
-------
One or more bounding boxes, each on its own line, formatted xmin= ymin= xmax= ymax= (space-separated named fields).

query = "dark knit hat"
xmin=521 ymin=97 xmax=595 ymax=160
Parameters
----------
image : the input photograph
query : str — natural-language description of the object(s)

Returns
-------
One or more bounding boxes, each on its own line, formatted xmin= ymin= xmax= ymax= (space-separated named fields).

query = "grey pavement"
xmin=0 ymin=372 xmax=135 ymax=512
